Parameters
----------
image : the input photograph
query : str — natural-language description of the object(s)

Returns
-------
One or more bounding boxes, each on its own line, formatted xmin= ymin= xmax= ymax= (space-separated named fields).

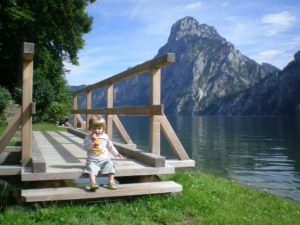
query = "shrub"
xmin=0 ymin=86 xmax=12 ymax=126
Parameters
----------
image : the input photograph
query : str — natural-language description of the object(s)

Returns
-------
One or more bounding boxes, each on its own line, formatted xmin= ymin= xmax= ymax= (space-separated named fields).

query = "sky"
xmin=65 ymin=0 xmax=300 ymax=86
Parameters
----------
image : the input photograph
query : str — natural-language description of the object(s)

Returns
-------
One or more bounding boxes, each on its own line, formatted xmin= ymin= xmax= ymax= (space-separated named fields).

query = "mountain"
xmin=157 ymin=16 xmax=273 ymax=114
xmin=203 ymin=51 xmax=300 ymax=116
xmin=70 ymin=16 xmax=299 ymax=116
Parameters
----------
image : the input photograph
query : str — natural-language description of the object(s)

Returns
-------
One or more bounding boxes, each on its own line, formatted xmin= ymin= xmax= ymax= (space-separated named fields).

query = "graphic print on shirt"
xmin=91 ymin=138 xmax=103 ymax=156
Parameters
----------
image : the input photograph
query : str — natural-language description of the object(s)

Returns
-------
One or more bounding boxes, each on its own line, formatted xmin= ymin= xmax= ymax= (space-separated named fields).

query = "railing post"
xmin=106 ymin=85 xmax=113 ymax=138
xmin=149 ymin=68 xmax=161 ymax=155
xmin=22 ymin=42 xmax=34 ymax=166
xmin=73 ymin=95 xmax=78 ymax=128
xmin=86 ymin=90 xmax=92 ymax=131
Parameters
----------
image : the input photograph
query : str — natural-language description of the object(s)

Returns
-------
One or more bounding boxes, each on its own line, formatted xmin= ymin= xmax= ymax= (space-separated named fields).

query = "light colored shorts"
xmin=83 ymin=159 xmax=115 ymax=176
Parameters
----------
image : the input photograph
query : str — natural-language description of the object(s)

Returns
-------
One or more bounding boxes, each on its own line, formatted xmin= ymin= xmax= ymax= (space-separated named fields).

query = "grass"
xmin=1 ymin=123 xmax=300 ymax=224
xmin=0 ymin=122 xmax=66 ymax=146
xmin=0 ymin=170 xmax=299 ymax=225
xmin=32 ymin=122 xmax=68 ymax=132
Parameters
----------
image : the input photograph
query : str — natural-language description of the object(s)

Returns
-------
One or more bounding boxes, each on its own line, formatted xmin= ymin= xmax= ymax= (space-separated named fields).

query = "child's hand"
xmin=91 ymin=133 xmax=98 ymax=142
xmin=115 ymin=152 xmax=124 ymax=159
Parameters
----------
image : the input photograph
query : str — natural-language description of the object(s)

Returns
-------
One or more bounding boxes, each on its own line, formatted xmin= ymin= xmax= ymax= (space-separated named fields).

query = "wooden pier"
xmin=0 ymin=42 xmax=194 ymax=202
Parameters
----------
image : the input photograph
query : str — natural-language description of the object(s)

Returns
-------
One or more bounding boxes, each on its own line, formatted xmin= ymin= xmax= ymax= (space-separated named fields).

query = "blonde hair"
xmin=88 ymin=115 xmax=106 ymax=131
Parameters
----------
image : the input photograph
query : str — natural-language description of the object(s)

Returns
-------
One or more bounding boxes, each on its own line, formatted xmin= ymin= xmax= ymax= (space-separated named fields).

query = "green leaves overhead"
xmin=0 ymin=0 xmax=95 ymax=121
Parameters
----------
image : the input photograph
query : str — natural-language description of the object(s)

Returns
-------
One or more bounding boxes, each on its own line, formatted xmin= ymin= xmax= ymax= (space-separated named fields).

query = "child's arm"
xmin=106 ymin=137 xmax=123 ymax=159
xmin=83 ymin=134 xmax=93 ymax=150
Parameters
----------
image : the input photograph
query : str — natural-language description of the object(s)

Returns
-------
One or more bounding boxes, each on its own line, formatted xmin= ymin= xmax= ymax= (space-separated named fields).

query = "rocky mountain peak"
xmin=168 ymin=16 xmax=221 ymax=41
xmin=294 ymin=50 xmax=300 ymax=61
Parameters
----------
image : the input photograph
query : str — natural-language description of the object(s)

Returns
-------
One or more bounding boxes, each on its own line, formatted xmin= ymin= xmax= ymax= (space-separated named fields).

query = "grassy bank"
xmin=0 ymin=122 xmax=67 ymax=135
xmin=0 ymin=170 xmax=299 ymax=225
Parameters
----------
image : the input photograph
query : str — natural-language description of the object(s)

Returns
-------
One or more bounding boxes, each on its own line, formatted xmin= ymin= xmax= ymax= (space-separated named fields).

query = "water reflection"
xmin=116 ymin=116 xmax=300 ymax=202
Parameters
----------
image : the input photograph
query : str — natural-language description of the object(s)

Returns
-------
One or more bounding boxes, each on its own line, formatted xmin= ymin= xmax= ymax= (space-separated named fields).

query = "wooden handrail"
xmin=72 ymin=105 xmax=163 ymax=116
xmin=72 ymin=53 xmax=175 ymax=96
xmin=71 ymin=52 xmax=191 ymax=160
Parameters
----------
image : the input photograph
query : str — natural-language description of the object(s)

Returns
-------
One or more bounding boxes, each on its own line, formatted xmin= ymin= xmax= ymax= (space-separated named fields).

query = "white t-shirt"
xmin=83 ymin=132 xmax=118 ymax=161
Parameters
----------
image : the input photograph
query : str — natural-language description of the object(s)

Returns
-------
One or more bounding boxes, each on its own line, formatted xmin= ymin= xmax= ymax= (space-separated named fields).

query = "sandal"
xmin=90 ymin=182 xmax=99 ymax=191
xmin=107 ymin=181 xmax=117 ymax=190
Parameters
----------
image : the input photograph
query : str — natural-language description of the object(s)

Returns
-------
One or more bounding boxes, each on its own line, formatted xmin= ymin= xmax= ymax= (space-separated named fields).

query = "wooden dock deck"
xmin=0 ymin=44 xmax=194 ymax=202
xmin=22 ymin=130 xmax=178 ymax=181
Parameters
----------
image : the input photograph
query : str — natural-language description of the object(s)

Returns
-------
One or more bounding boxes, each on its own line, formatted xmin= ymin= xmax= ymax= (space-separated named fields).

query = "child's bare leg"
xmin=108 ymin=173 xmax=114 ymax=183
xmin=89 ymin=174 xmax=96 ymax=184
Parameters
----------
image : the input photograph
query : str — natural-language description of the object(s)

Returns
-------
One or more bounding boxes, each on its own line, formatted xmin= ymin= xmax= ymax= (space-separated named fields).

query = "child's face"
xmin=92 ymin=126 xmax=104 ymax=135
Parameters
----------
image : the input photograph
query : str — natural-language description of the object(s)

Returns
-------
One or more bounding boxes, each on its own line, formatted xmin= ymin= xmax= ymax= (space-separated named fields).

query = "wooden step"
xmin=0 ymin=165 xmax=22 ymax=175
xmin=21 ymin=181 xmax=182 ymax=202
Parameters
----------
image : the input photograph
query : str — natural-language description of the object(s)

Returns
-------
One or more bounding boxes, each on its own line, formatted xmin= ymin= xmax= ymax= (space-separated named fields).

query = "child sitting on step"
xmin=83 ymin=116 xmax=123 ymax=191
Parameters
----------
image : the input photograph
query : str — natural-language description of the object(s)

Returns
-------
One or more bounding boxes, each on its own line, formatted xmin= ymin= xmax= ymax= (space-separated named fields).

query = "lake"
xmin=115 ymin=116 xmax=300 ymax=203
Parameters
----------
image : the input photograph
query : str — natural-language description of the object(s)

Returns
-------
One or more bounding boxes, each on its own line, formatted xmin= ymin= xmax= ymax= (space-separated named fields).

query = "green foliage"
xmin=0 ymin=86 xmax=11 ymax=126
xmin=42 ymin=102 xmax=69 ymax=123
xmin=0 ymin=0 xmax=95 ymax=121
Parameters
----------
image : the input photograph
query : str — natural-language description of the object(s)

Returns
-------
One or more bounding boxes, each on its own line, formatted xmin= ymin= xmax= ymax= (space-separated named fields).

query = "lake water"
xmin=115 ymin=116 xmax=300 ymax=203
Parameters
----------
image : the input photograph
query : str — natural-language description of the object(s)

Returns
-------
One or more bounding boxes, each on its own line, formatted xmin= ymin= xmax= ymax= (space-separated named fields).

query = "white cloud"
xmin=185 ymin=2 xmax=202 ymax=10
xmin=261 ymin=11 xmax=297 ymax=36
xmin=259 ymin=50 xmax=283 ymax=60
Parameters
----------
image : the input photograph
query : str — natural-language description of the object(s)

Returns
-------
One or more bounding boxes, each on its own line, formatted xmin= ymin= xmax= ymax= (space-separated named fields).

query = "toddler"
xmin=83 ymin=116 xmax=122 ymax=190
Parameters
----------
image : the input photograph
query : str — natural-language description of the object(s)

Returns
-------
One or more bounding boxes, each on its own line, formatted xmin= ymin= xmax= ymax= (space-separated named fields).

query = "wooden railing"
xmin=71 ymin=53 xmax=190 ymax=160
xmin=0 ymin=42 xmax=35 ymax=166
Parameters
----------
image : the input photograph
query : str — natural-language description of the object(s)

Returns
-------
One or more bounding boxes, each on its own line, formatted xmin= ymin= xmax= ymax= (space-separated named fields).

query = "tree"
xmin=0 ymin=0 xmax=95 ymax=121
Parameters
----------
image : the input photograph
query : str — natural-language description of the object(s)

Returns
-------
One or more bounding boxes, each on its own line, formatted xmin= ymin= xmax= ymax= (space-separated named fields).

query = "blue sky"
xmin=65 ymin=0 xmax=300 ymax=86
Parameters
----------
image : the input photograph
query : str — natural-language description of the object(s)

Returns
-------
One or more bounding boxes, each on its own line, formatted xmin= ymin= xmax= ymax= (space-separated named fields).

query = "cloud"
xmin=185 ymin=2 xmax=202 ymax=10
xmin=261 ymin=11 xmax=297 ymax=36
xmin=259 ymin=50 xmax=283 ymax=60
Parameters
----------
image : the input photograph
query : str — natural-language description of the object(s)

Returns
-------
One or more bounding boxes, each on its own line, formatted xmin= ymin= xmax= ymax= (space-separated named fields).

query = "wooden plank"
xmin=86 ymin=90 xmax=92 ymax=132
xmin=23 ymin=42 xmax=34 ymax=61
xmin=72 ymin=53 xmax=175 ymax=95
xmin=77 ymin=114 xmax=86 ymax=129
xmin=166 ymin=159 xmax=195 ymax=168
xmin=114 ymin=143 xmax=165 ymax=167
xmin=73 ymin=96 xmax=78 ymax=128
xmin=72 ymin=105 xmax=163 ymax=116
xmin=0 ymin=165 xmax=22 ymax=175
xmin=22 ymin=181 xmax=182 ymax=202
xmin=67 ymin=127 xmax=86 ymax=138
xmin=22 ymin=42 xmax=34 ymax=166
xmin=0 ymin=108 xmax=21 ymax=154
xmin=149 ymin=68 xmax=161 ymax=155
xmin=160 ymin=115 xmax=190 ymax=160
xmin=112 ymin=115 xmax=134 ymax=145
xmin=106 ymin=84 xmax=113 ymax=138
xmin=4 ymin=146 xmax=22 ymax=152
xmin=21 ymin=165 xmax=175 ymax=181
xmin=32 ymin=136 xmax=46 ymax=173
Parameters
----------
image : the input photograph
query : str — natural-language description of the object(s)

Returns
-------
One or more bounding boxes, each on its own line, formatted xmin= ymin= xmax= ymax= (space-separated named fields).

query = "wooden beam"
xmin=0 ymin=108 xmax=21 ymax=154
xmin=21 ymin=164 xmax=175 ymax=181
xmin=32 ymin=136 xmax=46 ymax=173
xmin=112 ymin=115 xmax=134 ymax=145
xmin=21 ymin=181 xmax=182 ymax=202
xmin=106 ymin=85 xmax=113 ymax=138
xmin=77 ymin=114 xmax=86 ymax=129
xmin=86 ymin=90 xmax=92 ymax=132
xmin=160 ymin=115 xmax=190 ymax=160
xmin=166 ymin=159 xmax=195 ymax=168
xmin=114 ymin=142 xmax=165 ymax=167
xmin=72 ymin=53 xmax=175 ymax=96
xmin=0 ymin=165 xmax=22 ymax=176
xmin=23 ymin=42 xmax=34 ymax=61
xmin=149 ymin=68 xmax=161 ymax=155
xmin=72 ymin=105 xmax=163 ymax=116
xmin=22 ymin=42 xmax=34 ymax=166
xmin=73 ymin=96 xmax=78 ymax=128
